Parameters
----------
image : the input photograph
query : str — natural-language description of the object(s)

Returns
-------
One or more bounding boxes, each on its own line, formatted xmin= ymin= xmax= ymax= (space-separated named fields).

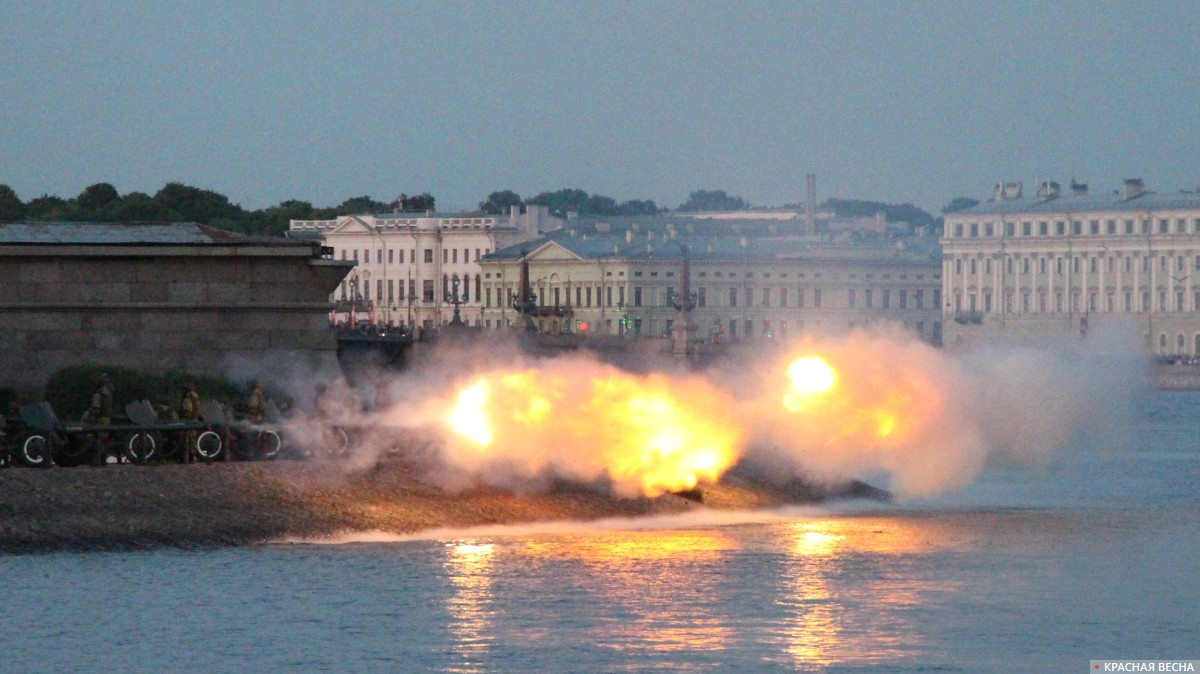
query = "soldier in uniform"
xmin=246 ymin=381 xmax=266 ymax=424
xmin=84 ymin=374 xmax=114 ymax=466
xmin=180 ymin=383 xmax=201 ymax=463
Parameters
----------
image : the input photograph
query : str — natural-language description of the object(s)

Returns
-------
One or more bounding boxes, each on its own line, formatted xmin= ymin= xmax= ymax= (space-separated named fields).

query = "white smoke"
xmin=250 ymin=320 xmax=1148 ymax=501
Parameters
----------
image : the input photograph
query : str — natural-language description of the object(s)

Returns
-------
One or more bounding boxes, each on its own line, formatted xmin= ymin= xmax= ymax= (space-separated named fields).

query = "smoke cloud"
xmin=261 ymin=322 xmax=1146 ymax=501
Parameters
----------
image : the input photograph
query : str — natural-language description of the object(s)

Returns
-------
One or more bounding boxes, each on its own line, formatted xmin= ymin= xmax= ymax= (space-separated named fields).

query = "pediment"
xmin=330 ymin=216 xmax=375 ymax=234
xmin=526 ymin=240 xmax=584 ymax=262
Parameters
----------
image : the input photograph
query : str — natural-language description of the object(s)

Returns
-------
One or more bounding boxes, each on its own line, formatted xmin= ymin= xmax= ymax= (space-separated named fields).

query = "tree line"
xmin=0 ymin=182 xmax=943 ymax=235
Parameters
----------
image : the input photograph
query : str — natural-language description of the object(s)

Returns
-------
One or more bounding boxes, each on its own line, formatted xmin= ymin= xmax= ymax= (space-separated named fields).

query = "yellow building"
xmin=479 ymin=217 xmax=942 ymax=344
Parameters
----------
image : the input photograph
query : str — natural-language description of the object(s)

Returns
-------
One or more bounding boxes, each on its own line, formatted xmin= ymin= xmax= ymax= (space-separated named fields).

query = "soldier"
xmin=85 ymin=374 xmax=114 ymax=466
xmin=180 ymin=383 xmax=201 ymax=463
xmin=246 ymin=381 xmax=266 ymax=424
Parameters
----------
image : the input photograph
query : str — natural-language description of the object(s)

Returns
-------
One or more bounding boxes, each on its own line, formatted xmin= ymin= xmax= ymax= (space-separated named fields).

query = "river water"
xmin=2 ymin=391 xmax=1198 ymax=673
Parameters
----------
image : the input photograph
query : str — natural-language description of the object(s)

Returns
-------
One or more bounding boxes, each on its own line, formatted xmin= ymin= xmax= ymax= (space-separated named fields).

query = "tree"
xmin=822 ymin=198 xmax=935 ymax=231
xmin=154 ymin=182 xmax=243 ymax=224
xmin=76 ymin=183 xmax=120 ymax=214
xmin=479 ymin=190 xmax=522 ymax=215
xmin=941 ymin=197 xmax=980 ymax=214
xmin=527 ymin=188 xmax=591 ymax=217
xmin=24 ymin=194 xmax=78 ymax=221
xmin=677 ymin=190 xmax=748 ymax=212
xmin=0 ymin=184 xmax=25 ymax=222
xmin=335 ymin=195 xmax=390 ymax=215
xmin=615 ymin=199 xmax=662 ymax=216
xmin=102 ymin=191 xmax=169 ymax=222
xmin=393 ymin=192 xmax=436 ymax=213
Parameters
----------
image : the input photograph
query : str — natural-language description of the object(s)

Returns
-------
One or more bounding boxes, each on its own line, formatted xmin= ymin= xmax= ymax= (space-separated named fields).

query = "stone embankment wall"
xmin=0 ymin=246 xmax=354 ymax=390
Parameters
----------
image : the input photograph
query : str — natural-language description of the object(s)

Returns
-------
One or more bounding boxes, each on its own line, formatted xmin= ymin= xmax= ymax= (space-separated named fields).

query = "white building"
xmin=941 ymin=178 xmax=1200 ymax=354
xmin=289 ymin=206 xmax=555 ymax=330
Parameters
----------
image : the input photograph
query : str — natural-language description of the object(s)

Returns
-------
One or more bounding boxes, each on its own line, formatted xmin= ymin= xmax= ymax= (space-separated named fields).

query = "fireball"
xmin=440 ymin=363 xmax=741 ymax=498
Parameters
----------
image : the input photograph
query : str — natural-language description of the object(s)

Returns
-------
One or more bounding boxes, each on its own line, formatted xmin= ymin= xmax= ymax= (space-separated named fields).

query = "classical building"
xmin=0 ymin=222 xmax=353 ymax=390
xmin=941 ymin=179 xmax=1200 ymax=354
xmin=477 ymin=216 xmax=943 ymax=344
xmin=289 ymin=206 xmax=556 ymax=330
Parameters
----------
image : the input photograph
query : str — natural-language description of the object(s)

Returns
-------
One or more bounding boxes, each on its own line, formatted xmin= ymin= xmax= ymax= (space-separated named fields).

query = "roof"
xmin=0 ymin=222 xmax=306 ymax=246
xmin=486 ymin=218 xmax=940 ymax=265
xmin=956 ymin=191 xmax=1200 ymax=218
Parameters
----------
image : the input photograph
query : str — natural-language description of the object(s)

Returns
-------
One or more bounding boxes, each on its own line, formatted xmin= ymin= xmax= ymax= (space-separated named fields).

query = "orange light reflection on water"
xmin=443 ymin=542 xmax=496 ymax=674
xmin=533 ymin=530 xmax=739 ymax=655
xmin=777 ymin=518 xmax=950 ymax=669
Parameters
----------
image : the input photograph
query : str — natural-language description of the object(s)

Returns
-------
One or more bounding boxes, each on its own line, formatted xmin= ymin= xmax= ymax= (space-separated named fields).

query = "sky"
xmin=2 ymin=1 xmax=1198 ymax=215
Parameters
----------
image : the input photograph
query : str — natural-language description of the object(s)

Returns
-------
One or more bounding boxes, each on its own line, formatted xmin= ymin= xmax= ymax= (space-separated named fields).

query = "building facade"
xmin=941 ymin=179 xmax=1200 ymax=354
xmin=0 ymin=222 xmax=353 ymax=390
xmin=289 ymin=207 xmax=555 ymax=330
xmin=478 ymin=217 xmax=943 ymax=344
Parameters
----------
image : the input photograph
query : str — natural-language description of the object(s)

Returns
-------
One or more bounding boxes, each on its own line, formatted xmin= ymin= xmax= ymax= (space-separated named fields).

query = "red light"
xmin=579 ymin=322 xmax=588 ymax=332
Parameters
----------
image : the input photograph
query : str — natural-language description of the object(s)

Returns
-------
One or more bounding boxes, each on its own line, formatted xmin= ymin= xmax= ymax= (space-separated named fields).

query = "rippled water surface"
xmin=2 ymin=391 xmax=1198 ymax=673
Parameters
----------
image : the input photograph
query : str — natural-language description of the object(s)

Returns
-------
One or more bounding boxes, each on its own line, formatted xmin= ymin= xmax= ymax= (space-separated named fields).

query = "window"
xmin=1022 ymin=222 xmax=1031 ymax=236
xmin=606 ymin=286 xmax=613 ymax=306
xmin=865 ymin=289 xmax=873 ymax=308
xmin=486 ymin=288 xmax=492 ymax=308
xmin=848 ymin=289 xmax=857 ymax=309
xmin=586 ymin=287 xmax=592 ymax=307
xmin=422 ymin=280 xmax=434 ymax=302
xmin=1071 ymin=221 xmax=1081 ymax=235
xmin=698 ymin=287 xmax=707 ymax=307
xmin=745 ymin=288 xmax=753 ymax=307
xmin=634 ymin=287 xmax=643 ymax=307
xmin=970 ymin=259 xmax=977 ymax=275
xmin=388 ymin=249 xmax=394 ymax=264
xmin=1023 ymin=258 xmax=1030 ymax=274
xmin=377 ymin=280 xmax=383 ymax=301
xmin=985 ymin=223 xmax=993 ymax=237
xmin=955 ymin=259 xmax=962 ymax=274
xmin=1090 ymin=220 xmax=1099 ymax=235
xmin=443 ymin=249 xmax=448 ymax=264
xmin=1039 ymin=222 xmax=1048 ymax=235
xmin=779 ymin=288 xmax=788 ymax=307
xmin=915 ymin=289 xmax=924 ymax=309
xmin=1056 ymin=221 xmax=1065 ymax=235
xmin=729 ymin=287 xmax=737 ymax=307
xmin=762 ymin=287 xmax=770 ymax=306
xmin=899 ymin=289 xmax=907 ymax=309
xmin=452 ymin=249 xmax=458 ymax=264
xmin=954 ymin=224 xmax=963 ymax=237
xmin=575 ymin=287 xmax=582 ymax=306
xmin=814 ymin=289 xmax=822 ymax=308
xmin=969 ymin=223 xmax=978 ymax=237
xmin=424 ymin=249 xmax=433 ymax=263
xmin=797 ymin=288 xmax=805 ymax=308
xmin=1125 ymin=219 xmax=1134 ymax=234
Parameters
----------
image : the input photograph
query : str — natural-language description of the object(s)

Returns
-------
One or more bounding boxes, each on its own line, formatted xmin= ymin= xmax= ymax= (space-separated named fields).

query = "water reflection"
xmin=538 ymin=530 xmax=738 ymax=659
xmin=776 ymin=518 xmax=949 ymax=669
xmin=443 ymin=542 xmax=496 ymax=674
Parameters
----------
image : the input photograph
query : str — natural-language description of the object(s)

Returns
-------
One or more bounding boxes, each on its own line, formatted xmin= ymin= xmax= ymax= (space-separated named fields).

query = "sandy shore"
xmin=0 ymin=456 xmax=879 ymax=554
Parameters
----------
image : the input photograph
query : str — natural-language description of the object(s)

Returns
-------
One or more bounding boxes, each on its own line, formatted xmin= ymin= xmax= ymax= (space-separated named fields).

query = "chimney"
xmin=1122 ymin=178 xmax=1144 ymax=200
xmin=1037 ymin=181 xmax=1061 ymax=199
xmin=1070 ymin=179 xmax=1088 ymax=196
xmin=806 ymin=174 xmax=817 ymax=235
